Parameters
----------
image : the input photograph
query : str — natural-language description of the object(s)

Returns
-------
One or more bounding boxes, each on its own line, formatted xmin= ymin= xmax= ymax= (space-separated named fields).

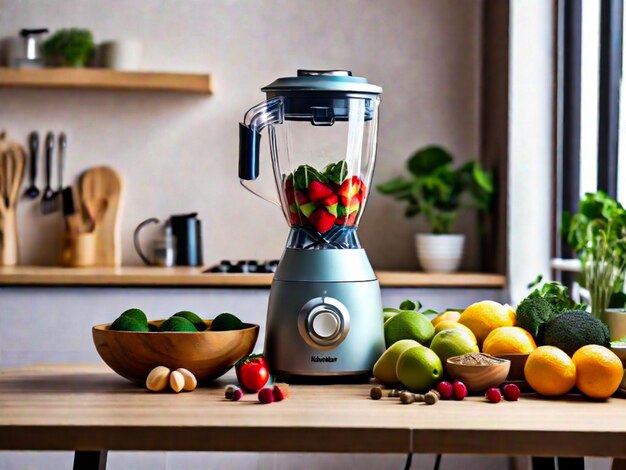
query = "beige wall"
xmin=0 ymin=0 xmax=482 ymax=270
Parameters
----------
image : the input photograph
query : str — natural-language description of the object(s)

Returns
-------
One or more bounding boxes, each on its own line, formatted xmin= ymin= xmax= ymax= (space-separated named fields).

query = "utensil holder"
xmin=0 ymin=210 xmax=19 ymax=266
xmin=60 ymin=233 xmax=96 ymax=267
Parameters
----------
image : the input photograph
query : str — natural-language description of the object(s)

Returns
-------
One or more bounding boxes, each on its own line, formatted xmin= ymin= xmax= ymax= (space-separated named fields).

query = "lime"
xmin=373 ymin=339 xmax=421 ymax=386
xmin=430 ymin=329 xmax=479 ymax=364
xmin=396 ymin=346 xmax=443 ymax=393
xmin=384 ymin=310 xmax=435 ymax=348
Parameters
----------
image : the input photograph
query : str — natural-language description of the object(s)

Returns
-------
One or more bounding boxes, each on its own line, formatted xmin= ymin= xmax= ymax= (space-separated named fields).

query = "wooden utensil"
xmin=80 ymin=166 xmax=123 ymax=266
xmin=0 ymin=132 xmax=26 ymax=266
xmin=92 ymin=320 xmax=259 ymax=384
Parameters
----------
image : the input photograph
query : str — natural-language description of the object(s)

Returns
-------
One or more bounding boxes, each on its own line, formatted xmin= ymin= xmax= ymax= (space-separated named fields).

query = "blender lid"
xmin=262 ymin=70 xmax=382 ymax=95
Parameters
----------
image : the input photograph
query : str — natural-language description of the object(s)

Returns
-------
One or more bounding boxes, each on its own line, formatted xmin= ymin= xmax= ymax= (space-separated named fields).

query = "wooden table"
xmin=1 ymin=365 xmax=625 ymax=469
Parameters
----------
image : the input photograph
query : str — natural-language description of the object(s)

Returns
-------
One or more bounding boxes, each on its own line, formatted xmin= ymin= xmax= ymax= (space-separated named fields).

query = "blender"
xmin=239 ymin=70 xmax=385 ymax=381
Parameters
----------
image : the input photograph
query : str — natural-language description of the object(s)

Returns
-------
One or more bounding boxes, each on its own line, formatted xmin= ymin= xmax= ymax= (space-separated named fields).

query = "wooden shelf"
xmin=0 ymin=67 xmax=212 ymax=94
xmin=0 ymin=266 xmax=506 ymax=288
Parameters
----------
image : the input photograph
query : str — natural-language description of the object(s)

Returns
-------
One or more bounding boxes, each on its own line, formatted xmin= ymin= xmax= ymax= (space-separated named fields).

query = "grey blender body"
xmin=239 ymin=70 xmax=385 ymax=380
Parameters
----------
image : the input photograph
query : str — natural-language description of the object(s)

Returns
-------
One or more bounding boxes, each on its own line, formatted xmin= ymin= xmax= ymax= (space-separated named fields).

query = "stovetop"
xmin=204 ymin=259 xmax=279 ymax=274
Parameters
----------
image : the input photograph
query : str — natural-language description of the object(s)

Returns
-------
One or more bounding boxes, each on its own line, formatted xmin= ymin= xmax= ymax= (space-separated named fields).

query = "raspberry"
xmin=485 ymin=387 xmax=502 ymax=403
xmin=502 ymin=383 xmax=521 ymax=401
xmin=258 ymin=388 xmax=274 ymax=404
xmin=225 ymin=385 xmax=242 ymax=401
xmin=436 ymin=381 xmax=453 ymax=400
xmin=272 ymin=385 xmax=285 ymax=402
xmin=452 ymin=381 xmax=468 ymax=400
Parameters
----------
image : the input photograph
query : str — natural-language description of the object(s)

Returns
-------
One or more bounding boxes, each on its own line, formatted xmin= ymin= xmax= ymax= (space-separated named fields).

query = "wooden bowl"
xmin=496 ymin=353 xmax=529 ymax=381
xmin=93 ymin=320 xmax=259 ymax=384
xmin=446 ymin=355 xmax=511 ymax=392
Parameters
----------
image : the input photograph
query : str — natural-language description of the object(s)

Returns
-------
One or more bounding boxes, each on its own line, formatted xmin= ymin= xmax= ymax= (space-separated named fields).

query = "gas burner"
xmin=204 ymin=259 xmax=279 ymax=274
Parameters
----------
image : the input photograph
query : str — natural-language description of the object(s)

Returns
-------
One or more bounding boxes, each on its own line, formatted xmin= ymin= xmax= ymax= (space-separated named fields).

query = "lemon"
xmin=431 ymin=310 xmax=461 ymax=327
xmin=396 ymin=346 xmax=443 ymax=393
xmin=433 ymin=320 xmax=477 ymax=342
xmin=430 ymin=329 xmax=479 ymax=364
xmin=459 ymin=300 xmax=513 ymax=347
xmin=483 ymin=326 xmax=536 ymax=356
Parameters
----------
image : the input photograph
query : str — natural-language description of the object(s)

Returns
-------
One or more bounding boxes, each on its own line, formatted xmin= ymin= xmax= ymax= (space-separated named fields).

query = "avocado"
xmin=211 ymin=313 xmax=245 ymax=331
xmin=120 ymin=308 xmax=148 ymax=325
xmin=109 ymin=316 xmax=149 ymax=332
xmin=173 ymin=310 xmax=206 ymax=331
xmin=159 ymin=316 xmax=197 ymax=332
xmin=543 ymin=310 xmax=610 ymax=356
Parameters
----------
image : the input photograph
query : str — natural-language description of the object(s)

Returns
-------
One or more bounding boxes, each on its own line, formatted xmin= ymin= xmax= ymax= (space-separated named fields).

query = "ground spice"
xmin=449 ymin=352 xmax=506 ymax=366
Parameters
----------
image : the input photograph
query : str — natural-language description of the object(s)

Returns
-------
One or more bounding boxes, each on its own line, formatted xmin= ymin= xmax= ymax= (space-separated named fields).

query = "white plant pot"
xmin=604 ymin=308 xmax=626 ymax=341
xmin=415 ymin=233 xmax=465 ymax=273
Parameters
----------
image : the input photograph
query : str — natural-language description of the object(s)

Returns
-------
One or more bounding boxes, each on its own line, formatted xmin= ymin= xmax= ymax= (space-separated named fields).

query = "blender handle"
xmin=238 ymin=96 xmax=284 ymax=181
xmin=238 ymin=124 xmax=261 ymax=180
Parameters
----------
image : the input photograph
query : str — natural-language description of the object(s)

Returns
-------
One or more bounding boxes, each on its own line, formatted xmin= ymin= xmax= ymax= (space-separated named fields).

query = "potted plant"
xmin=42 ymin=28 xmax=95 ymax=67
xmin=562 ymin=191 xmax=626 ymax=333
xmin=377 ymin=146 xmax=494 ymax=273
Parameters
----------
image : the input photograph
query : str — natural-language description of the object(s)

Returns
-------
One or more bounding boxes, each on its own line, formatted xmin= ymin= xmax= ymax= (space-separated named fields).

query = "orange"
xmin=433 ymin=320 xmax=476 ymax=342
xmin=572 ymin=345 xmax=623 ymax=399
xmin=524 ymin=346 xmax=576 ymax=396
xmin=458 ymin=301 xmax=513 ymax=347
xmin=483 ymin=326 xmax=537 ymax=356
xmin=431 ymin=311 xmax=461 ymax=327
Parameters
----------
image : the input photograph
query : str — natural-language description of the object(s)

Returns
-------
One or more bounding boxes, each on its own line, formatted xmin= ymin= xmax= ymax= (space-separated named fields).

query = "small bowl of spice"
xmin=446 ymin=352 xmax=511 ymax=392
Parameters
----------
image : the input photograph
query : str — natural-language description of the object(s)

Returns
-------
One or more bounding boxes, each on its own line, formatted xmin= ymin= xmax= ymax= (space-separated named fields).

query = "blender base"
xmin=264 ymin=248 xmax=386 ymax=382
xmin=272 ymin=371 xmax=371 ymax=385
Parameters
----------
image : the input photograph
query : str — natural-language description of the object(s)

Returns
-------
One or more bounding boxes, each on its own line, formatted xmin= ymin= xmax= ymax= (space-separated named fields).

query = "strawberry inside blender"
xmin=284 ymin=161 xmax=366 ymax=234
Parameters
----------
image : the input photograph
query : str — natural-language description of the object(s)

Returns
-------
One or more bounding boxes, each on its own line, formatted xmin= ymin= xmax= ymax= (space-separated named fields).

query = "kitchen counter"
xmin=0 ymin=266 xmax=506 ymax=288
xmin=1 ymin=364 xmax=626 ymax=465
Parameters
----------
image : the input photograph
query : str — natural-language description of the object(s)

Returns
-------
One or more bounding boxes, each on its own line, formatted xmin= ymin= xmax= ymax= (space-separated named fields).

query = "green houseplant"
xmin=562 ymin=191 xmax=626 ymax=325
xmin=42 ymin=28 xmax=95 ymax=67
xmin=377 ymin=145 xmax=494 ymax=272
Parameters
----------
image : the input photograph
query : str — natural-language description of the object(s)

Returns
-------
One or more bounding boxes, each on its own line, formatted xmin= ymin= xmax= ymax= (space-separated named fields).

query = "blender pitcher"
xmin=239 ymin=70 xmax=385 ymax=381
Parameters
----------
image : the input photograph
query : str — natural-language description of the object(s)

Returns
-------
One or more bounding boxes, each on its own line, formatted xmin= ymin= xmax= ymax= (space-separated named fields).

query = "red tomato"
xmin=235 ymin=354 xmax=269 ymax=392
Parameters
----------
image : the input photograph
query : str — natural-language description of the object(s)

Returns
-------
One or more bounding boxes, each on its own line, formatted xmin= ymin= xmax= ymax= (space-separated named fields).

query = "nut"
xmin=169 ymin=370 xmax=185 ymax=393
xmin=413 ymin=394 xmax=425 ymax=402
xmin=424 ymin=391 xmax=439 ymax=405
xmin=399 ymin=391 xmax=415 ymax=404
xmin=176 ymin=368 xmax=197 ymax=391
xmin=370 ymin=387 xmax=383 ymax=400
xmin=146 ymin=366 xmax=170 ymax=392
xmin=388 ymin=389 xmax=401 ymax=398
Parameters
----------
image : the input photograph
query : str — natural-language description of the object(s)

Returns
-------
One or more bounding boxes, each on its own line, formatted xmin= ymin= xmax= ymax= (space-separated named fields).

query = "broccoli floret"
xmin=515 ymin=297 xmax=556 ymax=340
xmin=543 ymin=310 xmax=610 ymax=356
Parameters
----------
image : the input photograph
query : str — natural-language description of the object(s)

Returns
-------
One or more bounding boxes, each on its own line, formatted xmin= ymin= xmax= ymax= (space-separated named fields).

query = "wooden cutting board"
xmin=80 ymin=166 xmax=123 ymax=266
xmin=0 ymin=134 xmax=26 ymax=266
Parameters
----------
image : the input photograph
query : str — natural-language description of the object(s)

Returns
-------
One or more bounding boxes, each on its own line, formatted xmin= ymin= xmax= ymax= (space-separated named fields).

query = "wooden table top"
xmin=0 ymin=266 xmax=507 ymax=288
xmin=1 ymin=365 xmax=624 ymax=457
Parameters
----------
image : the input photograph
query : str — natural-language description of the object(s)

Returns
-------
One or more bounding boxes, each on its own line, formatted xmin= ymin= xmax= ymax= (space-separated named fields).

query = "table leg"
xmin=73 ymin=450 xmax=108 ymax=470
xmin=612 ymin=459 xmax=626 ymax=470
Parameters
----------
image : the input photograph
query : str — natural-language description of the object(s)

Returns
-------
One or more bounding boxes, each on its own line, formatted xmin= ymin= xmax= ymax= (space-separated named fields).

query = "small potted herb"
xmin=42 ymin=28 xmax=95 ymax=67
xmin=377 ymin=146 xmax=494 ymax=272
xmin=562 ymin=191 xmax=626 ymax=334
